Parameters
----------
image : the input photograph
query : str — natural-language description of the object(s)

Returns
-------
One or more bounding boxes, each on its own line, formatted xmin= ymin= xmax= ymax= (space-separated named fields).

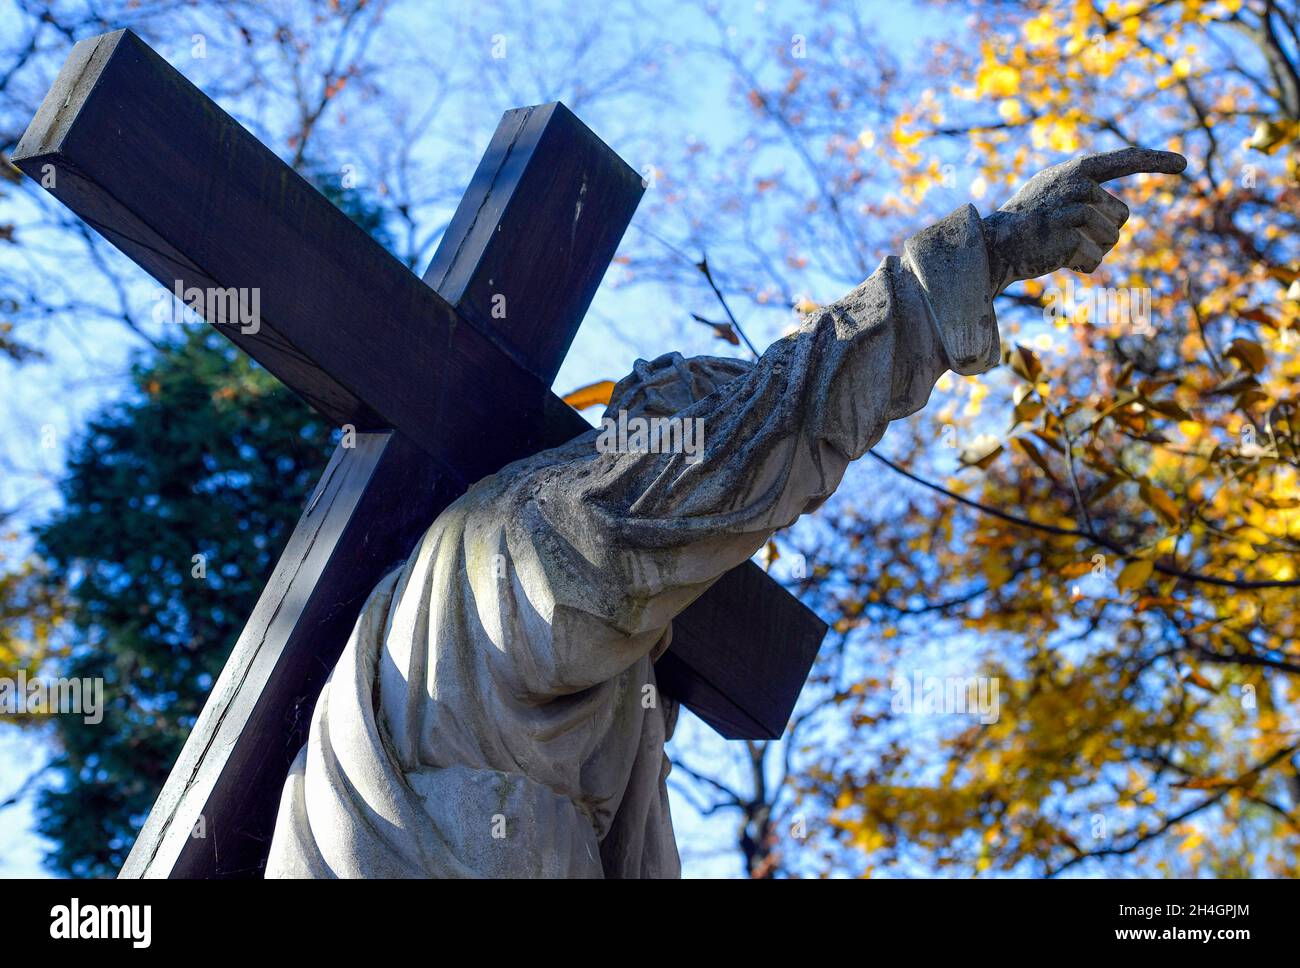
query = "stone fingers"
xmin=1068 ymin=230 xmax=1108 ymax=273
xmin=1076 ymin=147 xmax=1188 ymax=182
xmin=1053 ymin=202 xmax=1121 ymax=272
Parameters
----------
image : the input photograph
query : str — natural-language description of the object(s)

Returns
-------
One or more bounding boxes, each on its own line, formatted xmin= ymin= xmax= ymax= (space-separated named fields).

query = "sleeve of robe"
xmin=502 ymin=204 xmax=1001 ymax=696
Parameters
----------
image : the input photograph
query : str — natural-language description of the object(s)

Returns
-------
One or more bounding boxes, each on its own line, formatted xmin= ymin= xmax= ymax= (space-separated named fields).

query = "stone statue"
xmin=265 ymin=147 xmax=1186 ymax=878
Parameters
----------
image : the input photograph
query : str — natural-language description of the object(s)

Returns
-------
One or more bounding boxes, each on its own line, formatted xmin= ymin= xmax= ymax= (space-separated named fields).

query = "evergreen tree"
xmin=35 ymin=329 xmax=333 ymax=875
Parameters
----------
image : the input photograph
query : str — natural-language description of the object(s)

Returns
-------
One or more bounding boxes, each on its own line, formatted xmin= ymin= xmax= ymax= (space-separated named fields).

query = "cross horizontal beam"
xmin=14 ymin=29 xmax=572 ymax=488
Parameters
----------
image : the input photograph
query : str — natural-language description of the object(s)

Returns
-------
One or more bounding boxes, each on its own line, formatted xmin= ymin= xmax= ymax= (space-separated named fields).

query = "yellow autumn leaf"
xmin=976 ymin=62 xmax=1020 ymax=98
xmin=960 ymin=436 xmax=1004 ymax=469
xmin=1248 ymin=118 xmax=1299 ymax=155
xmin=983 ymin=553 xmax=1013 ymax=588
xmin=998 ymin=98 xmax=1027 ymax=123
xmin=1060 ymin=560 xmax=1093 ymax=579
xmin=1140 ymin=483 xmax=1181 ymax=524
xmin=561 ymin=379 xmax=616 ymax=411
xmin=1116 ymin=558 xmax=1154 ymax=591
xmin=1225 ymin=337 xmax=1266 ymax=373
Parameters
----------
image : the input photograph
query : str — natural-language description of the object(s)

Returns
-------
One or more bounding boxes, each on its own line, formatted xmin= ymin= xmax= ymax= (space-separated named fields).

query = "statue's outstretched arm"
xmin=516 ymin=147 xmax=1185 ymax=689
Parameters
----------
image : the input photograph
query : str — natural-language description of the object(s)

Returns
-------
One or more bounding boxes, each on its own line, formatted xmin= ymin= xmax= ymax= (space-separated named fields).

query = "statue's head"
xmin=604 ymin=351 xmax=753 ymax=420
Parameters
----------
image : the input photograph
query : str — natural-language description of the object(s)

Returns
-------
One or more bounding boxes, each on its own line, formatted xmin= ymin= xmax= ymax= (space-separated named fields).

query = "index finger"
xmin=1076 ymin=147 xmax=1187 ymax=183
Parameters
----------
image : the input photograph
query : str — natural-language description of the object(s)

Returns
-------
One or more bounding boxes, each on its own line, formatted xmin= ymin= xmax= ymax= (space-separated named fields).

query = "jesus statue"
xmin=265 ymin=147 xmax=1186 ymax=878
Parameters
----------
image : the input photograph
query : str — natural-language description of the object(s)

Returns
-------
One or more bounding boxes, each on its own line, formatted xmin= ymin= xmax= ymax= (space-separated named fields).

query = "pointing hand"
xmin=983 ymin=147 xmax=1187 ymax=294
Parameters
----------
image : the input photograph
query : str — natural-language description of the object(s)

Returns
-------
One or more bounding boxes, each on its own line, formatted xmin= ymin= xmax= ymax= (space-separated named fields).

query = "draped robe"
xmin=265 ymin=204 xmax=1000 ymax=878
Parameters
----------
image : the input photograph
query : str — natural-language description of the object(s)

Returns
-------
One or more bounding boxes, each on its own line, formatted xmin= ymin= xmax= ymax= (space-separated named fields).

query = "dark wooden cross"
xmin=15 ymin=29 xmax=827 ymax=878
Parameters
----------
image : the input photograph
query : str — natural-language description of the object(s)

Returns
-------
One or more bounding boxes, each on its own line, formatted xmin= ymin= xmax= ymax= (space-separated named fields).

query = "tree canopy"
xmin=630 ymin=0 xmax=1300 ymax=878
